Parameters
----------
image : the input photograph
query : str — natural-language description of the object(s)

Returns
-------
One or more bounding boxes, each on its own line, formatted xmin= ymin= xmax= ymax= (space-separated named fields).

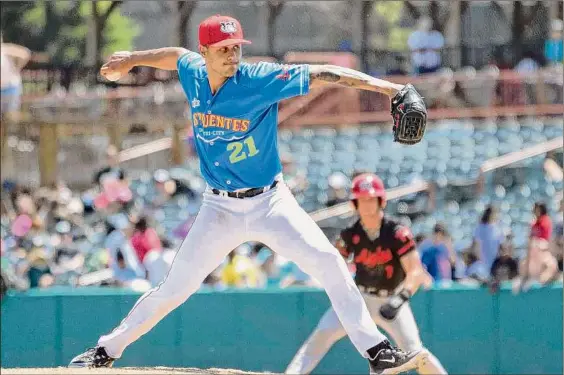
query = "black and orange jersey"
xmin=336 ymin=217 xmax=416 ymax=291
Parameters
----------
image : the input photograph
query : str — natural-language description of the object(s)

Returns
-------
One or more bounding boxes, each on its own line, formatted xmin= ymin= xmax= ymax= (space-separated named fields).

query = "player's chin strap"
xmin=379 ymin=288 xmax=412 ymax=321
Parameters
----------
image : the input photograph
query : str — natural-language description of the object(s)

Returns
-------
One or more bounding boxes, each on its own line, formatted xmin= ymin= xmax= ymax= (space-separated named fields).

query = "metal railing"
xmin=284 ymin=67 xmax=563 ymax=127
xmin=18 ymin=66 xmax=563 ymax=129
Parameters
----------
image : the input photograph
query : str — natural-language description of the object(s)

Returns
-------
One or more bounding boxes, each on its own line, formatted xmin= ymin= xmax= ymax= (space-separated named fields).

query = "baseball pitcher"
xmin=286 ymin=173 xmax=447 ymax=375
xmin=69 ymin=15 xmax=428 ymax=375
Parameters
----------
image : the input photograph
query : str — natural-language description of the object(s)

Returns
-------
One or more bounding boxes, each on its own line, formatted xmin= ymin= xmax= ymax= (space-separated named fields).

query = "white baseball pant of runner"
xmin=98 ymin=180 xmax=388 ymax=359
xmin=285 ymin=294 xmax=447 ymax=375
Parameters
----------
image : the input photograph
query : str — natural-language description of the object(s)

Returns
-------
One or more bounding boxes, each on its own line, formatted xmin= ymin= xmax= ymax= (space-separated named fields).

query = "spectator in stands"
xmin=93 ymin=145 xmax=126 ymax=187
xmin=26 ymin=247 xmax=51 ymax=288
xmin=515 ymin=51 xmax=543 ymax=105
xmin=49 ymin=221 xmax=85 ymax=284
xmin=152 ymin=169 xmax=197 ymax=207
xmin=104 ymin=213 xmax=144 ymax=280
xmin=130 ymin=216 xmax=162 ymax=267
xmin=414 ymin=234 xmax=426 ymax=246
xmin=386 ymin=55 xmax=409 ymax=76
xmin=0 ymin=33 xmax=30 ymax=121
xmin=1 ymin=175 xmax=195 ymax=292
xmin=490 ymin=235 xmax=519 ymax=284
xmin=112 ymin=249 xmax=141 ymax=287
xmin=0 ymin=270 xmax=7 ymax=301
xmin=407 ymin=16 xmax=444 ymax=75
xmin=201 ymin=272 xmax=220 ymax=288
xmin=470 ymin=205 xmax=505 ymax=272
xmin=544 ymin=20 xmax=564 ymax=104
xmin=515 ymin=51 xmax=542 ymax=74
xmin=550 ymin=198 xmax=563 ymax=274
xmin=220 ymin=244 xmax=265 ymax=288
xmin=254 ymin=246 xmax=282 ymax=287
xmin=545 ymin=19 xmax=563 ymax=65
xmin=281 ymin=153 xmax=308 ymax=196
xmin=522 ymin=200 xmax=559 ymax=290
xmin=280 ymin=263 xmax=319 ymax=288
xmin=459 ymin=247 xmax=489 ymax=284
xmin=552 ymin=227 xmax=563 ymax=275
xmin=430 ymin=67 xmax=471 ymax=109
xmin=513 ymin=237 xmax=559 ymax=294
xmin=418 ymin=223 xmax=454 ymax=281
xmin=326 ymin=172 xmax=350 ymax=207
xmin=152 ymin=169 xmax=179 ymax=207
xmin=531 ymin=202 xmax=552 ymax=241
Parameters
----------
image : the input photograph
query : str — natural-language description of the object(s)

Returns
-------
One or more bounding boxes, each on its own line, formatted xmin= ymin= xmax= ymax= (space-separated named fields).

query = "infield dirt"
xmin=2 ymin=368 xmax=273 ymax=374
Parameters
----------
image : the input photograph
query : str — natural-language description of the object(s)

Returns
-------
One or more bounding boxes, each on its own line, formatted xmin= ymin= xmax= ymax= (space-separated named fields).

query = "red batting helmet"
xmin=351 ymin=173 xmax=386 ymax=203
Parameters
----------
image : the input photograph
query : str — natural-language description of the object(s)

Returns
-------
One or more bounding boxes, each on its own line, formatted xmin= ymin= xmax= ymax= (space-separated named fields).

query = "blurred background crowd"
xmin=0 ymin=0 xmax=562 ymax=298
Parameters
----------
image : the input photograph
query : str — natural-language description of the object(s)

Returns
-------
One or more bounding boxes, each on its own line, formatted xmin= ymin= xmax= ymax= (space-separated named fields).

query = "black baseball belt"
xmin=212 ymin=180 xmax=279 ymax=199
xmin=357 ymin=285 xmax=393 ymax=297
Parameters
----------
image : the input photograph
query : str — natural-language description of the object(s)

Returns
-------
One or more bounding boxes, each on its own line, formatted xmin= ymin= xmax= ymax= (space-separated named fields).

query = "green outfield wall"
xmin=1 ymin=283 xmax=562 ymax=374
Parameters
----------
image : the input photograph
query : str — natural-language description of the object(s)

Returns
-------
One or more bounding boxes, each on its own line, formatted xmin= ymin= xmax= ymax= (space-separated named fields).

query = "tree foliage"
xmin=0 ymin=1 xmax=140 ymax=66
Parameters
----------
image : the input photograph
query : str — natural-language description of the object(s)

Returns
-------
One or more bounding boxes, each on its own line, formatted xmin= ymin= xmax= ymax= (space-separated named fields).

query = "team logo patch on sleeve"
xmin=276 ymin=66 xmax=291 ymax=81
xmin=394 ymin=226 xmax=412 ymax=242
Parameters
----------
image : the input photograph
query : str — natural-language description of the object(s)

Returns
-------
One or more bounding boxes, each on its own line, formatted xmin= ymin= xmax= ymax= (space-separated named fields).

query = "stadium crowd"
xmin=1 ymin=148 xmax=562 ymax=298
xmin=0 ymin=146 xmax=316 ymax=294
xmin=1 ymin=11 xmax=562 ymax=298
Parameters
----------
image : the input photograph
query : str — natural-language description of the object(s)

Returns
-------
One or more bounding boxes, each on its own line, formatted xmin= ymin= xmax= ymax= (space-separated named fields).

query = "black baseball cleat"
xmin=368 ymin=340 xmax=428 ymax=374
xmin=68 ymin=346 xmax=115 ymax=368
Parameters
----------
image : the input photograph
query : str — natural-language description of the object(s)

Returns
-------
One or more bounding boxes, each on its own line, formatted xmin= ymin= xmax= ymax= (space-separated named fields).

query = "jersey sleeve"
xmin=177 ymin=51 xmax=204 ymax=80
xmin=246 ymin=62 xmax=310 ymax=104
xmin=392 ymin=225 xmax=416 ymax=258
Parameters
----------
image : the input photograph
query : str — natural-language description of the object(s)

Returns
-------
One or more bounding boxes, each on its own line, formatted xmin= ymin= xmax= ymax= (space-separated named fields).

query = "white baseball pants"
xmin=98 ymin=181 xmax=387 ymax=359
xmin=285 ymin=293 xmax=448 ymax=375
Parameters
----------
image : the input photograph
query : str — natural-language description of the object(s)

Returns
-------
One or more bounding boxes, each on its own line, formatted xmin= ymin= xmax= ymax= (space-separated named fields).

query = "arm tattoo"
xmin=310 ymin=66 xmax=373 ymax=88
xmin=313 ymin=71 xmax=340 ymax=82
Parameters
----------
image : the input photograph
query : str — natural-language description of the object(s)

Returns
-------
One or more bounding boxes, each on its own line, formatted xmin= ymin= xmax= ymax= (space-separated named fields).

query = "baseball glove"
xmin=391 ymin=84 xmax=427 ymax=145
xmin=379 ymin=289 xmax=412 ymax=321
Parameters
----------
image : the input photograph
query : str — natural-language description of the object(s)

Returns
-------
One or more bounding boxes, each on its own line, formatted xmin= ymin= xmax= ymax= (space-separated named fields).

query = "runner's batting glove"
xmin=379 ymin=289 xmax=412 ymax=321
xmin=391 ymin=84 xmax=427 ymax=145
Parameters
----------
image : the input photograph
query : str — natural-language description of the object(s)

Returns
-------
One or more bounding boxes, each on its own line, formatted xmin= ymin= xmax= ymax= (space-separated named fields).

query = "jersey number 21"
xmin=227 ymin=136 xmax=260 ymax=164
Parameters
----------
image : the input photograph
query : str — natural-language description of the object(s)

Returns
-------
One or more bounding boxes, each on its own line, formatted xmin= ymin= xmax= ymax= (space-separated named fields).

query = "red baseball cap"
xmin=198 ymin=15 xmax=251 ymax=48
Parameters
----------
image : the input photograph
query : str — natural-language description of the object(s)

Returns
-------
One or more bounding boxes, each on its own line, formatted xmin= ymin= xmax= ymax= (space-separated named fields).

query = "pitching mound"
xmin=2 ymin=368 xmax=272 ymax=374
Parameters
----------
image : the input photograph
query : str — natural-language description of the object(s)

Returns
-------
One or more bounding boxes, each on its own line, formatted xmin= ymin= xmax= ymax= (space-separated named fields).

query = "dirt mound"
xmin=2 ymin=367 xmax=272 ymax=374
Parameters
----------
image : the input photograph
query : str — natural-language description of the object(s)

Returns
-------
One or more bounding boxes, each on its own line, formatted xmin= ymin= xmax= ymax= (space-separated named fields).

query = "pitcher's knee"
xmin=308 ymin=248 xmax=349 ymax=280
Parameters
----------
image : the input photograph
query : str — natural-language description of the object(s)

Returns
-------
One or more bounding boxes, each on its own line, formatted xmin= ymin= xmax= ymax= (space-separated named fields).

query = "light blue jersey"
xmin=177 ymin=51 xmax=310 ymax=191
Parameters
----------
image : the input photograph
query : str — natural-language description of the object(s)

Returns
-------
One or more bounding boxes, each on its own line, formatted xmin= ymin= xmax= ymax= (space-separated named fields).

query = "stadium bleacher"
xmin=277 ymin=117 xmax=563 ymax=251
xmin=114 ymin=116 xmax=562 ymax=256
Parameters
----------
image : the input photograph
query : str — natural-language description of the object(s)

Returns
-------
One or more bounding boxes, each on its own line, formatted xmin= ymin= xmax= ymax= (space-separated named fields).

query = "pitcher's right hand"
xmin=100 ymin=51 xmax=134 ymax=79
